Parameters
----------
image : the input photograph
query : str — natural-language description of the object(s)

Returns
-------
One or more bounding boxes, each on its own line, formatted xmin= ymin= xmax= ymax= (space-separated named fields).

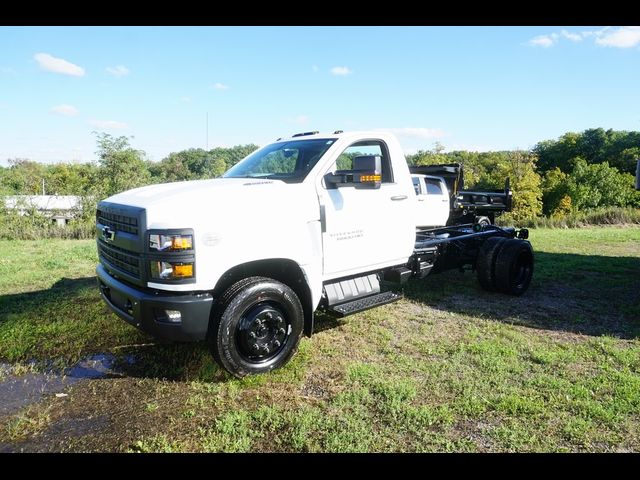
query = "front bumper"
xmin=96 ymin=264 xmax=213 ymax=342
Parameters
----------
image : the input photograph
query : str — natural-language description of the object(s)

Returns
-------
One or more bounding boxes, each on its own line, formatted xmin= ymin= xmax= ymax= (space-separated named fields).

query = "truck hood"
xmin=106 ymin=178 xmax=281 ymax=207
xmin=103 ymin=177 xmax=317 ymax=229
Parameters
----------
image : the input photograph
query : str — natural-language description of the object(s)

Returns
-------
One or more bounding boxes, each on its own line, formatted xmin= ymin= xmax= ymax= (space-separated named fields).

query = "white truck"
xmin=96 ymin=131 xmax=533 ymax=377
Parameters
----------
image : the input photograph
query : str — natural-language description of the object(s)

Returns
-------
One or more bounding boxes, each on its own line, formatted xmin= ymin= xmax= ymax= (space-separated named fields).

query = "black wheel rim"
xmin=236 ymin=301 xmax=290 ymax=363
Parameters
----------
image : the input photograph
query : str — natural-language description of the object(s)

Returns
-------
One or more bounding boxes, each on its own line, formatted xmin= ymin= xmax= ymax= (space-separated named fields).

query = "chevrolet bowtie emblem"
xmin=102 ymin=226 xmax=115 ymax=242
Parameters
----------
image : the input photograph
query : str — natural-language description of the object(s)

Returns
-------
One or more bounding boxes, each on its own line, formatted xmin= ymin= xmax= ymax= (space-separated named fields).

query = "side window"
xmin=425 ymin=179 xmax=443 ymax=195
xmin=332 ymin=140 xmax=394 ymax=183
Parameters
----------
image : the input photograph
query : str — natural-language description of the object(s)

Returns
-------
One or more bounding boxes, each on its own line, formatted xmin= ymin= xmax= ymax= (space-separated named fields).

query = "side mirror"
xmin=324 ymin=155 xmax=382 ymax=189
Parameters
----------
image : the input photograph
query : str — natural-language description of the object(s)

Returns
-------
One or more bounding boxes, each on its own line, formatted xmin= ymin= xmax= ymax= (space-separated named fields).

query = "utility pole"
xmin=206 ymin=112 xmax=209 ymax=151
xmin=42 ymin=178 xmax=45 ymax=196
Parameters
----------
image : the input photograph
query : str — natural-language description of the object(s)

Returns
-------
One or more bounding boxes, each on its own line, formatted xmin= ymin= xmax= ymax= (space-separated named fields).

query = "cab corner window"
xmin=426 ymin=179 xmax=443 ymax=195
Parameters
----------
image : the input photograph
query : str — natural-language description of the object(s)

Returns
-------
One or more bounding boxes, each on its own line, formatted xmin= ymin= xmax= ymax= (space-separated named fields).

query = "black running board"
xmin=327 ymin=291 xmax=403 ymax=318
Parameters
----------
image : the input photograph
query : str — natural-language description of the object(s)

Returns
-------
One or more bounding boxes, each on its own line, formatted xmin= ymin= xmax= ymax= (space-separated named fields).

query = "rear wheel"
xmin=476 ymin=236 xmax=508 ymax=291
xmin=494 ymin=239 xmax=534 ymax=296
xmin=208 ymin=276 xmax=304 ymax=377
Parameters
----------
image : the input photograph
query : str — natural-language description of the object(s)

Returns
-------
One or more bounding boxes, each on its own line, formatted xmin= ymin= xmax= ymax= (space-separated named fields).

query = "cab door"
xmin=317 ymin=139 xmax=413 ymax=278
xmin=415 ymin=176 xmax=449 ymax=228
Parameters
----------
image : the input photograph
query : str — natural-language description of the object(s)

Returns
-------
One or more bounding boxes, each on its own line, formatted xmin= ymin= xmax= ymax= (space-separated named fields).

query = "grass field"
xmin=1 ymin=227 xmax=639 ymax=452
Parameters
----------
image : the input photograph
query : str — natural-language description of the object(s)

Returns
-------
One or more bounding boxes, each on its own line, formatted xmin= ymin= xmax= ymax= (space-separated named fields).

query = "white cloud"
xmin=1 ymin=66 xmax=16 ymax=75
xmin=595 ymin=26 xmax=640 ymax=48
xmin=50 ymin=104 xmax=79 ymax=116
xmin=89 ymin=119 xmax=128 ymax=130
xmin=528 ymin=34 xmax=557 ymax=48
xmin=312 ymin=65 xmax=319 ymax=72
xmin=381 ymin=127 xmax=447 ymax=140
xmin=34 ymin=53 xmax=85 ymax=77
xmin=528 ymin=26 xmax=640 ymax=49
xmin=330 ymin=66 xmax=353 ymax=76
xmin=181 ymin=96 xmax=192 ymax=103
xmin=106 ymin=65 xmax=129 ymax=77
xmin=212 ymin=82 xmax=230 ymax=90
xmin=561 ymin=30 xmax=583 ymax=42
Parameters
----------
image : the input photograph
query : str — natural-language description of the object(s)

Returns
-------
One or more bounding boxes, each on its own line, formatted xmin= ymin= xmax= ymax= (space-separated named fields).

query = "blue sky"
xmin=1 ymin=26 xmax=639 ymax=165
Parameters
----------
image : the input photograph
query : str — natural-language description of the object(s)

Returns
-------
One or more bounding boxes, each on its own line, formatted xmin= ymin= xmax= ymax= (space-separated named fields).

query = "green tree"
xmin=534 ymin=129 xmax=640 ymax=175
xmin=541 ymin=167 xmax=569 ymax=215
xmin=2 ymin=159 xmax=47 ymax=194
xmin=553 ymin=195 xmax=573 ymax=217
xmin=94 ymin=132 xmax=150 ymax=196
xmin=566 ymin=159 xmax=636 ymax=210
xmin=482 ymin=152 xmax=542 ymax=220
xmin=46 ymin=162 xmax=101 ymax=195
xmin=149 ymin=145 xmax=259 ymax=183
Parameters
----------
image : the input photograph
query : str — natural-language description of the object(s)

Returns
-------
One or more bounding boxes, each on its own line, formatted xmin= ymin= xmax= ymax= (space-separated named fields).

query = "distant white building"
xmin=3 ymin=195 xmax=82 ymax=227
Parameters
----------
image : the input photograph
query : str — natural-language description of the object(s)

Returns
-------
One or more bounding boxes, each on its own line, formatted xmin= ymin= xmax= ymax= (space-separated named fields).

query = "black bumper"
xmin=96 ymin=264 xmax=213 ymax=342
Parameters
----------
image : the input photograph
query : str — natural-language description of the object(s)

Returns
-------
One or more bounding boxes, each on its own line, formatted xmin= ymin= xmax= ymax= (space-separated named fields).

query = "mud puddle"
xmin=0 ymin=354 xmax=134 ymax=417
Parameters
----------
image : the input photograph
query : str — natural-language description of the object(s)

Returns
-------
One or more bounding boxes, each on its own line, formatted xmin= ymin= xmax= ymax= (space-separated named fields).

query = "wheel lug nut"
xmin=276 ymin=316 xmax=283 ymax=323
xmin=249 ymin=332 xmax=256 ymax=339
xmin=278 ymin=328 xmax=285 ymax=335
xmin=274 ymin=340 xmax=281 ymax=348
xmin=266 ymin=312 xmax=273 ymax=319
xmin=252 ymin=344 xmax=260 ymax=351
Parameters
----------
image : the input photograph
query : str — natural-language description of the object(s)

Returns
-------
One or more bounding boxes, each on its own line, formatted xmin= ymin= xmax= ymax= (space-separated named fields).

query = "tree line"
xmin=0 ymin=129 xmax=639 ymax=238
xmin=407 ymin=128 xmax=640 ymax=220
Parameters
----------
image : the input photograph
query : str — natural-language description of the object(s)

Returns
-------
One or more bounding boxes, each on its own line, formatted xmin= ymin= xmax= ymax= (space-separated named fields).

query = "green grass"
xmin=1 ymin=227 xmax=639 ymax=452
xmin=497 ymin=207 xmax=640 ymax=229
xmin=0 ymin=239 xmax=98 ymax=295
xmin=0 ymin=239 xmax=148 ymax=363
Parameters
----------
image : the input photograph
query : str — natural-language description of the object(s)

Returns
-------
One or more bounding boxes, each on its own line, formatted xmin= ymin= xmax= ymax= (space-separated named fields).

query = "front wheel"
xmin=207 ymin=276 xmax=304 ymax=377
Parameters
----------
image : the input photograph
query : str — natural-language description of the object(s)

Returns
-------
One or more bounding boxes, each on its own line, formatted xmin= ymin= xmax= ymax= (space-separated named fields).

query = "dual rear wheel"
xmin=476 ymin=237 xmax=534 ymax=295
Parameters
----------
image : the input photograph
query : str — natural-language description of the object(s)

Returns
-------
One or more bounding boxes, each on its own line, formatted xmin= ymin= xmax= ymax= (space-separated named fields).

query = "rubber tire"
xmin=476 ymin=236 xmax=508 ymax=292
xmin=475 ymin=216 xmax=491 ymax=227
xmin=494 ymin=239 xmax=534 ymax=296
xmin=208 ymin=276 xmax=304 ymax=378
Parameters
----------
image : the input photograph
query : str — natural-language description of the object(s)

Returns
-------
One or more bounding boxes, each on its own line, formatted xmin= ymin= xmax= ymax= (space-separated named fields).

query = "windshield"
xmin=223 ymin=138 xmax=335 ymax=183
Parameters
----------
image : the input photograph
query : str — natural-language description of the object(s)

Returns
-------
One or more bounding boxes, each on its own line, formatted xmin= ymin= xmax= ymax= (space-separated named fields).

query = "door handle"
xmin=391 ymin=195 xmax=408 ymax=201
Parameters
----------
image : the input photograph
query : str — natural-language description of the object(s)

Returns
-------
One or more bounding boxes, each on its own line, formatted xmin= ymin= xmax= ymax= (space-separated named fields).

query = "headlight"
xmin=149 ymin=233 xmax=193 ymax=252
xmin=149 ymin=261 xmax=194 ymax=280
